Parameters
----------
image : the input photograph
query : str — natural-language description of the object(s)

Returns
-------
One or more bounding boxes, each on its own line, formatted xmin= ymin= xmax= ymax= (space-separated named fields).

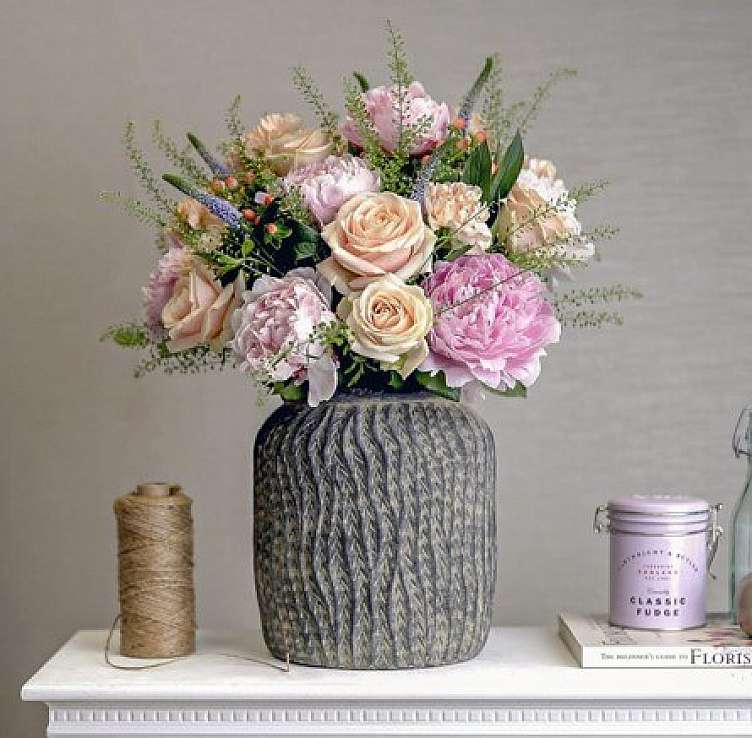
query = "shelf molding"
xmin=45 ymin=699 xmax=752 ymax=736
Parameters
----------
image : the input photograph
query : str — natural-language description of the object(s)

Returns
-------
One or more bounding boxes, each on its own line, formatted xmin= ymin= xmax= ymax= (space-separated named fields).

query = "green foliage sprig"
xmin=385 ymin=18 xmax=412 ymax=158
xmin=458 ymin=56 xmax=494 ymax=122
xmin=343 ymin=78 xmax=384 ymax=163
xmin=133 ymin=345 xmax=234 ymax=378
xmin=553 ymin=285 xmax=642 ymax=329
xmin=568 ymin=179 xmax=610 ymax=205
xmin=102 ymin=323 xmax=235 ymax=377
xmin=291 ymin=65 xmax=341 ymax=140
xmin=225 ymin=95 xmax=245 ymax=143
xmin=557 ymin=310 xmax=627 ymax=329
xmin=485 ymin=67 xmax=576 ymax=149
xmin=343 ymin=78 xmax=414 ymax=194
xmin=504 ymin=246 xmax=586 ymax=275
xmin=553 ymin=284 xmax=643 ymax=310
xmin=514 ymin=67 xmax=577 ymax=136
xmin=101 ymin=322 xmax=150 ymax=349
xmin=152 ymin=121 xmax=207 ymax=183
xmin=123 ymin=121 xmax=175 ymax=212
xmin=97 ymin=191 xmax=167 ymax=229
xmin=480 ymin=53 xmax=503 ymax=132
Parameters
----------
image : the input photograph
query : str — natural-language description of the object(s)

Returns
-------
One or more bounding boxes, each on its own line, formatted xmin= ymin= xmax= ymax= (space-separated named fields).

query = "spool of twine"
xmin=113 ymin=483 xmax=195 ymax=658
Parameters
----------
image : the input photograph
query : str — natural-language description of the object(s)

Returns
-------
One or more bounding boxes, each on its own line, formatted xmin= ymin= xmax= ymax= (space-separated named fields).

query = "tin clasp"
xmin=707 ymin=503 xmax=724 ymax=579
xmin=593 ymin=504 xmax=609 ymax=534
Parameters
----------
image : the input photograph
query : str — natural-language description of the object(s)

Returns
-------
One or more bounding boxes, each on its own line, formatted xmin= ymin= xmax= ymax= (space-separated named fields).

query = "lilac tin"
xmin=594 ymin=495 xmax=723 ymax=630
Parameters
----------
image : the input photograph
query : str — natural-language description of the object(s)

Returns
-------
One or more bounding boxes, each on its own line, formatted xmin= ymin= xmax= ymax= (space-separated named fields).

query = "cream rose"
xmin=162 ymin=260 xmax=242 ymax=352
xmin=244 ymin=113 xmax=333 ymax=175
xmin=318 ymin=192 xmax=436 ymax=296
xmin=337 ymin=274 xmax=433 ymax=378
xmin=424 ymin=181 xmax=492 ymax=251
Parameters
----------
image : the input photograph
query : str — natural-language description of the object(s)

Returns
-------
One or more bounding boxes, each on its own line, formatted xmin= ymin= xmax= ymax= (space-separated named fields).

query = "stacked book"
xmin=559 ymin=612 xmax=752 ymax=668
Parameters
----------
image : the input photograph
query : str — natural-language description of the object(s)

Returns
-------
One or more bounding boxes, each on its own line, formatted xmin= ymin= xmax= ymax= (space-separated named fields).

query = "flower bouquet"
xmin=103 ymin=23 xmax=638 ymax=407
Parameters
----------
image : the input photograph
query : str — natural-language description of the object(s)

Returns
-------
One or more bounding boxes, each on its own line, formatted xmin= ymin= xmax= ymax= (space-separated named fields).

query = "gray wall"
xmin=2 ymin=0 xmax=751 ymax=734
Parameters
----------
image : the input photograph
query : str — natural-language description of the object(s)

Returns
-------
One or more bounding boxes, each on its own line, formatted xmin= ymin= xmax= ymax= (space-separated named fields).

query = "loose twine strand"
xmin=104 ymin=615 xmax=290 ymax=672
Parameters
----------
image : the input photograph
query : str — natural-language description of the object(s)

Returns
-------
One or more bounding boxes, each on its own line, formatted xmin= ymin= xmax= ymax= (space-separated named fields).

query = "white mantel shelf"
xmin=22 ymin=628 xmax=752 ymax=737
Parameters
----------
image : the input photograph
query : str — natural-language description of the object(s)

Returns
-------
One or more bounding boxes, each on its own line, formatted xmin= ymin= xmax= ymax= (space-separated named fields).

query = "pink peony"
xmin=284 ymin=155 xmax=380 ymax=225
xmin=342 ymin=81 xmax=451 ymax=156
xmin=419 ymin=255 xmax=561 ymax=391
xmin=142 ymin=233 xmax=192 ymax=342
xmin=230 ymin=268 xmax=338 ymax=407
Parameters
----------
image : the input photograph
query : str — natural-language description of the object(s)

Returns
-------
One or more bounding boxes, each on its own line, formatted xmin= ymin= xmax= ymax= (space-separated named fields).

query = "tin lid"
xmin=607 ymin=494 xmax=709 ymax=515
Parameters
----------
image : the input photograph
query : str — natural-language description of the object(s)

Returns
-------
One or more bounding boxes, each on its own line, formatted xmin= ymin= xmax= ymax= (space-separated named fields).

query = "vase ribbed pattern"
xmin=253 ymin=391 xmax=496 ymax=669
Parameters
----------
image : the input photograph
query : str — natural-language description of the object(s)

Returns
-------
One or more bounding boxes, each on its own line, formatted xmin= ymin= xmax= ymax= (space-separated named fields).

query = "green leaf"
xmin=462 ymin=141 xmax=492 ymax=200
xmin=458 ymin=56 xmax=494 ymax=120
xmin=293 ymin=241 xmax=317 ymax=262
xmin=387 ymin=371 xmax=405 ymax=390
xmin=275 ymin=223 xmax=292 ymax=239
xmin=162 ymin=173 xmax=195 ymax=198
xmin=444 ymin=243 xmax=473 ymax=261
xmin=416 ymin=371 xmax=460 ymax=401
xmin=353 ymin=71 xmax=370 ymax=92
xmin=489 ymin=382 xmax=527 ymax=398
xmin=241 ymin=238 xmax=255 ymax=257
xmin=273 ymin=382 xmax=305 ymax=401
xmin=101 ymin=322 xmax=150 ymax=349
xmin=490 ymin=130 xmax=524 ymax=202
xmin=290 ymin=221 xmax=320 ymax=243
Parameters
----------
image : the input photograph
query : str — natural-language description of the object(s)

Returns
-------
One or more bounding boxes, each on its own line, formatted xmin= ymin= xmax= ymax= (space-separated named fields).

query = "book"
xmin=559 ymin=612 xmax=752 ymax=668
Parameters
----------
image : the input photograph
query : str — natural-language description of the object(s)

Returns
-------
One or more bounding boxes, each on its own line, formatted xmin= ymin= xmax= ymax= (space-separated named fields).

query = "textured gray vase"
xmin=253 ymin=390 xmax=496 ymax=669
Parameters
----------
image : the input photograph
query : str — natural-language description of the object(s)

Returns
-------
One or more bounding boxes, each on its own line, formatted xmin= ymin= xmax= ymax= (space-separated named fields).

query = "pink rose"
xmin=161 ymin=261 xmax=242 ymax=352
xmin=230 ymin=268 xmax=337 ymax=407
xmin=420 ymin=255 xmax=561 ymax=391
xmin=343 ymin=81 xmax=450 ymax=156
xmin=283 ymin=155 xmax=380 ymax=226
xmin=142 ymin=234 xmax=193 ymax=342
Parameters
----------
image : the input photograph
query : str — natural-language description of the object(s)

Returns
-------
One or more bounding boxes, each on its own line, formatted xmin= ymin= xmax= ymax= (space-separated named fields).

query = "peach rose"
xmin=424 ymin=181 xmax=492 ymax=251
xmin=337 ymin=274 xmax=433 ymax=378
xmin=244 ymin=113 xmax=333 ymax=175
xmin=318 ymin=192 xmax=436 ymax=295
xmin=176 ymin=198 xmax=226 ymax=232
xmin=162 ymin=261 xmax=242 ymax=352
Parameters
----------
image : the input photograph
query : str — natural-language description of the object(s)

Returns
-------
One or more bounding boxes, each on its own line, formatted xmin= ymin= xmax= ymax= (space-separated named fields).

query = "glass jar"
xmin=731 ymin=406 xmax=752 ymax=623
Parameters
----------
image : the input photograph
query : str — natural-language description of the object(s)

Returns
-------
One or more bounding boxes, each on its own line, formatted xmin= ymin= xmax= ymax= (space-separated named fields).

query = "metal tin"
xmin=593 ymin=495 xmax=723 ymax=630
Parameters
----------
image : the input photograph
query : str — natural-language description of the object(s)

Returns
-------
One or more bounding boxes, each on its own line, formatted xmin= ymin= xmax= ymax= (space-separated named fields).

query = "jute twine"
xmin=113 ymin=483 xmax=196 ymax=659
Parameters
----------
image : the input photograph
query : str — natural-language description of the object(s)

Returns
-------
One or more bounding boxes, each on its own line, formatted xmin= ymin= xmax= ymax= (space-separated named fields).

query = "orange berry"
xmin=225 ymin=176 xmax=239 ymax=190
xmin=265 ymin=223 xmax=278 ymax=235
xmin=242 ymin=208 xmax=256 ymax=222
xmin=473 ymin=131 xmax=488 ymax=144
xmin=452 ymin=116 xmax=466 ymax=130
xmin=210 ymin=179 xmax=226 ymax=194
